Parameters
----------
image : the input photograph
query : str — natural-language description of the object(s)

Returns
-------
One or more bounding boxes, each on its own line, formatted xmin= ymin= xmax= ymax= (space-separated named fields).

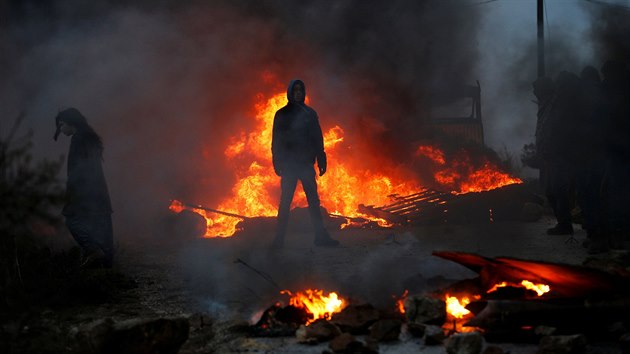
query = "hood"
xmin=53 ymin=107 xmax=88 ymax=141
xmin=287 ymin=79 xmax=306 ymax=104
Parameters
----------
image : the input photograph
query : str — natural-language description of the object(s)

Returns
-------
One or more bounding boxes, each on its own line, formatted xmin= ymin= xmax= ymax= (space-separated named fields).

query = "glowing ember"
xmin=169 ymin=200 xmax=185 ymax=213
xmin=487 ymin=280 xmax=551 ymax=297
xmin=395 ymin=289 xmax=409 ymax=314
xmin=521 ymin=280 xmax=551 ymax=296
xmin=445 ymin=295 xmax=473 ymax=319
xmin=281 ymin=289 xmax=346 ymax=325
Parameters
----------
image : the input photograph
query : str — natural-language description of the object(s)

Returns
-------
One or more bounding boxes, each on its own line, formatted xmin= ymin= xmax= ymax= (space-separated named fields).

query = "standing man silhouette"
xmin=271 ymin=79 xmax=339 ymax=248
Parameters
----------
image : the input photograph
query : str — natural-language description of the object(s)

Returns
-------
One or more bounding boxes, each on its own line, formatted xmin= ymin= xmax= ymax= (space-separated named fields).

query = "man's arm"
xmin=313 ymin=113 xmax=327 ymax=176
xmin=271 ymin=111 xmax=283 ymax=176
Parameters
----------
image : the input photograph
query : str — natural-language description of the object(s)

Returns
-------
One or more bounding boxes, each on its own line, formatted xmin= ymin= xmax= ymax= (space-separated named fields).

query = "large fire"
xmin=171 ymin=85 xmax=521 ymax=237
xmin=281 ymin=289 xmax=346 ymax=325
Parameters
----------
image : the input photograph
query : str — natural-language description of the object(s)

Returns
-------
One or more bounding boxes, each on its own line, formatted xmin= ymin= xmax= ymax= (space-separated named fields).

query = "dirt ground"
xmin=108 ymin=212 xmax=624 ymax=353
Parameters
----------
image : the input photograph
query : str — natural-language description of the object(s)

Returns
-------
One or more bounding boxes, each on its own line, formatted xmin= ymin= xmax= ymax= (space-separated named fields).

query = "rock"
xmin=368 ymin=319 xmax=402 ymax=342
xmin=482 ymin=345 xmax=507 ymax=354
xmin=537 ymin=334 xmax=587 ymax=354
xmin=75 ymin=318 xmax=116 ymax=353
xmin=424 ymin=325 xmax=446 ymax=345
xmin=607 ymin=321 xmax=628 ymax=338
xmin=404 ymin=295 xmax=446 ymax=325
xmin=534 ymin=325 xmax=557 ymax=336
xmin=330 ymin=304 xmax=380 ymax=334
xmin=445 ymin=332 xmax=484 ymax=354
xmin=407 ymin=323 xmax=426 ymax=337
xmin=329 ymin=333 xmax=360 ymax=353
xmin=296 ymin=319 xmax=341 ymax=344
xmin=76 ymin=317 xmax=190 ymax=354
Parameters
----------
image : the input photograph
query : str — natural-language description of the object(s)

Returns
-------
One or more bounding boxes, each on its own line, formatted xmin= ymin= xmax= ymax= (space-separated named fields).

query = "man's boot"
xmin=80 ymin=248 xmax=106 ymax=269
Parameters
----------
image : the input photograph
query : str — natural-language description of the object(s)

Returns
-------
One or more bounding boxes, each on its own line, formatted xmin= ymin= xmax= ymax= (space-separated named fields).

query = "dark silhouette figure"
xmin=534 ymin=72 xmax=581 ymax=236
xmin=54 ymin=108 xmax=113 ymax=267
xmin=574 ymin=66 xmax=608 ymax=253
xmin=599 ymin=60 xmax=630 ymax=252
xmin=271 ymin=79 xmax=339 ymax=248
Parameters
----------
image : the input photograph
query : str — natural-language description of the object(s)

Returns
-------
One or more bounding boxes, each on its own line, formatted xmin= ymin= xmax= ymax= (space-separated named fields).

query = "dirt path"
xmin=114 ymin=216 xmax=599 ymax=353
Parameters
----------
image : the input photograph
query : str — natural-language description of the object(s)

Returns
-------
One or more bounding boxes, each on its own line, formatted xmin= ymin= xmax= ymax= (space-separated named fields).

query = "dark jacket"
xmin=63 ymin=132 xmax=112 ymax=216
xmin=536 ymin=71 xmax=582 ymax=164
xmin=271 ymin=80 xmax=326 ymax=171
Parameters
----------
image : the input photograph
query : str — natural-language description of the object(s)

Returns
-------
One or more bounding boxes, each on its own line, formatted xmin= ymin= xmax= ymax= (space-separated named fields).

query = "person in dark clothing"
xmin=271 ymin=79 xmax=339 ymax=248
xmin=54 ymin=108 xmax=114 ymax=267
xmin=574 ymin=66 xmax=608 ymax=253
xmin=535 ymin=72 xmax=581 ymax=236
xmin=599 ymin=60 xmax=630 ymax=252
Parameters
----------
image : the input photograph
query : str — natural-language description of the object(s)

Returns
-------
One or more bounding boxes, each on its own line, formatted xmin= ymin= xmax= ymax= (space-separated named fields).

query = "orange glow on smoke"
xmin=416 ymin=145 xmax=446 ymax=165
xmin=172 ymin=85 xmax=521 ymax=237
xmin=487 ymin=280 xmax=551 ymax=297
xmin=281 ymin=289 xmax=346 ymax=325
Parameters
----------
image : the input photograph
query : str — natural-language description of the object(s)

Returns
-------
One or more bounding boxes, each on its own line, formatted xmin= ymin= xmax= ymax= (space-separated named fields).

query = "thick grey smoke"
xmin=476 ymin=1 xmax=629 ymax=176
xmin=587 ymin=1 xmax=630 ymax=63
xmin=1 ymin=0 xmax=483 ymax=241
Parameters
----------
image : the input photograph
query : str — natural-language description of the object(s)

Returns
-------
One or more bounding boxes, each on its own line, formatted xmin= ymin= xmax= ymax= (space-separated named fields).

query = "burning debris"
xmin=432 ymin=251 xmax=630 ymax=340
xmin=168 ymin=87 xmax=524 ymax=238
xmin=242 ymin=251 xmax=630 ymax=352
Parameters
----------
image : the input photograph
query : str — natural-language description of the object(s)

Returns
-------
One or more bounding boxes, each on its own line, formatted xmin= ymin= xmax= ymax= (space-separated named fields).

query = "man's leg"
xmin=273 ymin=174 xmax=298 ymax=248
xmin=91 ymin=214 xmax=114 ymax=267
xmin=65 ymin=215 xmax=101 ymax=255
xmin=300 ymin=166 xmax=339 ymax=246
xmin=65 ymin=215 xmax=106 ymax=267
xmin=546 ymin=165 xmax=574 ymax=235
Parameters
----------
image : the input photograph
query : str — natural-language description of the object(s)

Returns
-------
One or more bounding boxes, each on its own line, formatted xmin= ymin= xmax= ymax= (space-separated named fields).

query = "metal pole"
xmin=537 ymin=0 xmax=545 ymax=78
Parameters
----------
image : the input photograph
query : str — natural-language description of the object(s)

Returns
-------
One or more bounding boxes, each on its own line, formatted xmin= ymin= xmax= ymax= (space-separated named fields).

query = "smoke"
xmin=9 ymin=0 xmax=619 ymax=315
xmin=587 ymin=1 xmax=630 ymax=64
xmin=1 ymin=0 xmax=486 ymax=241
xmin=477 ymin=1 xmax=630 ymax=175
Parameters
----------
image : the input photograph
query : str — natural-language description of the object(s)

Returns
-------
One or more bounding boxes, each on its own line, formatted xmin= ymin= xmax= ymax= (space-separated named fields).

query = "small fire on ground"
xmin=442 ymin=279 xmax=551 ymax=331
xmin=281 ymin=289 xmax=346 ymax=325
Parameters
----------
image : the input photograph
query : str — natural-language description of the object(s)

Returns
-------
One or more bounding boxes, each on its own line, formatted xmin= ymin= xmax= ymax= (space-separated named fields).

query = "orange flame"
xmin=416 ymin=145 xmax=522 ymax=194
xmin=487 ymin=280 xmax=551 ymax=297
xmin=445 ymin=294 xmax=473 ymax=319
xmin=416 ymin=145 xmax=446 ymax=165
xmin=395 ymin=289 xmax=409 ymax=314
xmin=281 ymin=289 xmax=346 ymax=325
xmin=190 ymin=90 xmax=422 ymax=237
xmin=172 ymin=84 xmax=522 ymax=237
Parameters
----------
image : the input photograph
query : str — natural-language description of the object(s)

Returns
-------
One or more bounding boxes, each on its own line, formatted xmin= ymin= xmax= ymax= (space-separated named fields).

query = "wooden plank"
xmin=381 ymin=191 xmax=446 ymax=212
xmin=357 ymin=204 xmax=408 ymax=224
